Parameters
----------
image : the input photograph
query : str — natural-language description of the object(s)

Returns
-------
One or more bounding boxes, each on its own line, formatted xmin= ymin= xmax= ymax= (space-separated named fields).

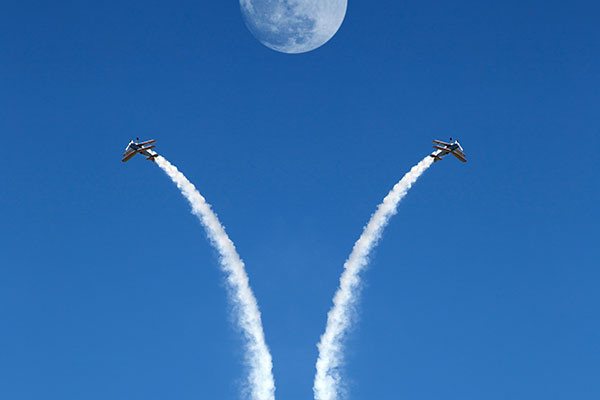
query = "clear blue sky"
xmin=1 ymin=1 xmax=599 ymax=399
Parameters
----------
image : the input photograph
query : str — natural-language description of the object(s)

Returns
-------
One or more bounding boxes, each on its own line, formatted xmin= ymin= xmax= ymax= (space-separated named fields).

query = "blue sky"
xmin=1 ymin=0 xmax=599 ymax=399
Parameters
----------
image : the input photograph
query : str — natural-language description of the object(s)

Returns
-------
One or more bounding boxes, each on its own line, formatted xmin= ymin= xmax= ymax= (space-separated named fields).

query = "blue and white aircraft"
xmin=122 ymin=138 xmax=158 ymax=162
xmin=430 ymin=138 xmax=467 ymax=163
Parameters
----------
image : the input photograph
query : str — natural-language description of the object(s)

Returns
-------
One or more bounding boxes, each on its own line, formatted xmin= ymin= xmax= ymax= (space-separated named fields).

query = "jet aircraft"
xmin=122 ymin=138 xmax=158 ymax=163
xmin=430 ymin=138 xmax=467 ymax=163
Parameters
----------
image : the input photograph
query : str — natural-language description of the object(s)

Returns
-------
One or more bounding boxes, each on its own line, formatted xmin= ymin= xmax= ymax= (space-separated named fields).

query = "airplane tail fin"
xmin=430 ymin=154 xmax=441 ymax=162
xmin=146 ymin=154 xmax=159 ymax=162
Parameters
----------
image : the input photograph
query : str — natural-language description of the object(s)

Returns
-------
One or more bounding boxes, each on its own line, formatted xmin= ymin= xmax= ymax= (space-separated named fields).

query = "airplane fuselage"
xmin=430 ymin=139 xmax=467 ymax=162
xmin=128 ymin=142 xmax=154 ymax=159
xmin=122 ymin=138 xmax=158 ymax=162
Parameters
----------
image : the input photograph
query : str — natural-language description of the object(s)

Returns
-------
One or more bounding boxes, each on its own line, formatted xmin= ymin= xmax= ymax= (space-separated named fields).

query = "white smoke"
xmin=155 ymin=156 xmax=276 ymax=400
xmin=313 ymin=155 xmax=435 ymax=400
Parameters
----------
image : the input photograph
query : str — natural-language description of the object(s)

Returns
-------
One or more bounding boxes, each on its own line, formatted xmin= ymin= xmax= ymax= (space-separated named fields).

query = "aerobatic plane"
xmin=122 ymin=138 xmax=158 ymax=162
xmin=430 ymin=138 xmax=467 ymax=163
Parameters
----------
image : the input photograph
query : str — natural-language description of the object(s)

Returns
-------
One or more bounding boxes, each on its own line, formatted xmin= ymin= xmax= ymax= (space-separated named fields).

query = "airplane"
xmin=430 ymin=138 xmax=467 ymax=163
xmin=122 ymin=138 xmax=159 ymax=163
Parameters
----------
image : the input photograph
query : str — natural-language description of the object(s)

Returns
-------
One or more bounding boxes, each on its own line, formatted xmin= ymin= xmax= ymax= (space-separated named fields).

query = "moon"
xmin=240 ymin=0 xmax=348 ymax=54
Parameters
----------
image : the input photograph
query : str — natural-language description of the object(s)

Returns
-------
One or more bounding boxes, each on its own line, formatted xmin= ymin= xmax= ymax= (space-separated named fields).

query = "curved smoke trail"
xmin=314 ymin=155 xmax=434 ymax=400
xmin=155 ymin=156 xmax=275 ymax=400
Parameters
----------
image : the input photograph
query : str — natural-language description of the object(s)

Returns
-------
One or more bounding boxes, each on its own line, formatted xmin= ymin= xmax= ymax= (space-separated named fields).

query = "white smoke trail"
xmin=313 ymin=155 xmax=435 ymax=400
xmin=155 ymin=156 xmax=275 ymax=400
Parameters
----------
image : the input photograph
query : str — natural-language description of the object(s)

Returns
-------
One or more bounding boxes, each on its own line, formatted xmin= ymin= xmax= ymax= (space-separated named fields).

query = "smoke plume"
xmin=155 ymin=156 xmax=275 ymax=400
xmin=313 ymin=155 xmax=434 ymax=400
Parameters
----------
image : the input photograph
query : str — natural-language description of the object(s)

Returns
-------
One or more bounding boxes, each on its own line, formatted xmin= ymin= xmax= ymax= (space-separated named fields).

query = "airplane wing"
xmin=122 ymin=148 xmax=135 ymax=158
xmin=451 ymin=151 xmax=467 ymax=162
xmin=432 ymin=140 xmax=451 ymax=146
xmin=454 ymin=149 xmax=466 ymax=158
xmin=137 ymin=145 xmax=156 ymax=152
xmin=137 ymin=139 xmax=156 ymax=146
xmin=121 ymin=152 xmax=137 ymax=162
xmin=432 ymin=145 xmax=451 ymax=153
